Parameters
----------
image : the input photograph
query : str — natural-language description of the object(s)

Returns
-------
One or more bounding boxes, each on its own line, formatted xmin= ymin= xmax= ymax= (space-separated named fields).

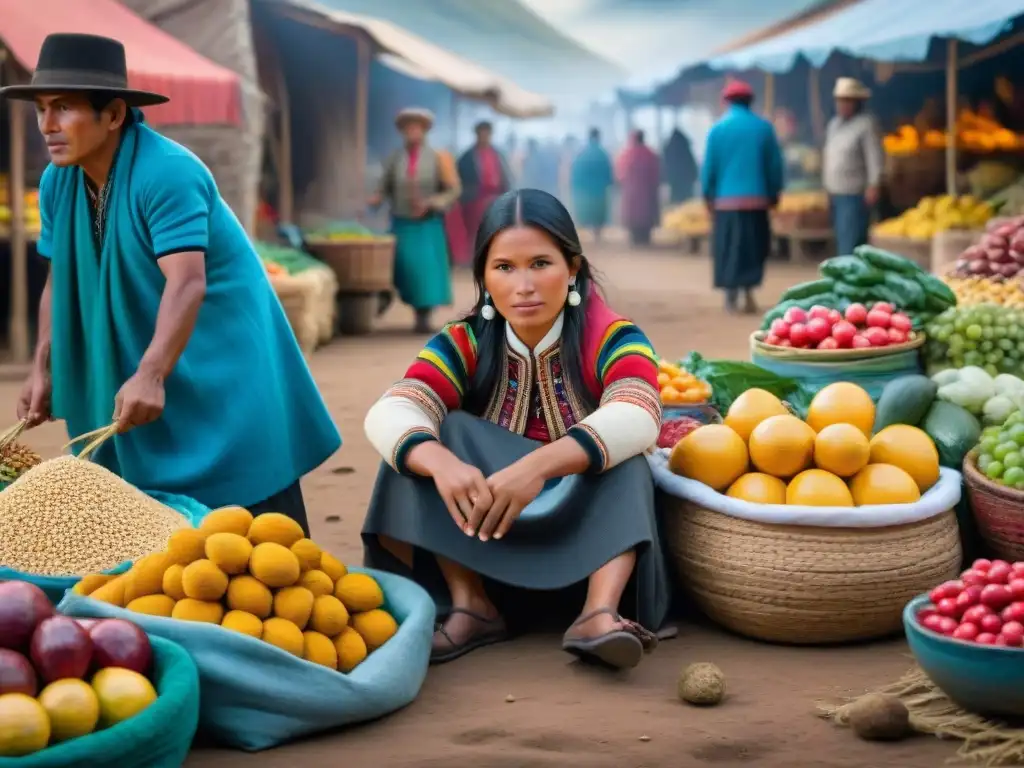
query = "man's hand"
xmin=16 ymin=368 xmax=52 ymax=428
xmin=865 ymin=185 xmax=880 ymax=207
xmin=410 ymin=200 xmax=428 ymax=218
xmin=367 ymin=193 xmax=383 ymax=208
xmin=113 ymin=369 xmax=166 ymax=433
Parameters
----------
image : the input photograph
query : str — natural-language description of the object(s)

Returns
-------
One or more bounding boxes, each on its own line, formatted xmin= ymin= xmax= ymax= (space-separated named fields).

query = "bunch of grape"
xmin=977 ymin=411 xmax=1024 ymax=488
xmin=926 ymin=303 xmax=1024 ymax=376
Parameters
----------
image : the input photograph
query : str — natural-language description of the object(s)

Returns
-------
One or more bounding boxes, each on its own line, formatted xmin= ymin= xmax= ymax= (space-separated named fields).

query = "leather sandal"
xmin=430 ymin=608 xmax=508 ymax=665
xmin=561 ymin=608 xmax=659 ymax=670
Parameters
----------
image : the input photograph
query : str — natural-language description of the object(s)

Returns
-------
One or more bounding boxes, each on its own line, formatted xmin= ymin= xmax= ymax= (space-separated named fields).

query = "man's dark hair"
xmin=727 ymin=94 xmax=755 ymax=108
xmin=588 ymin=127 xmax=600 ymax=141
xmin=474 ymin=120 xmax=493 ymax=133
xmin=635 ymin=129 xmax=645 ymax=144
xmin=86 ymin=91 xmax=136 ymax=126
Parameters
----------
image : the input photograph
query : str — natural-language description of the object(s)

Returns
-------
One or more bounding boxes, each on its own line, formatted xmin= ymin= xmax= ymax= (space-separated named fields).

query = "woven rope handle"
xmin=63 ymin=423 xmax=119 ymax=462
xmin=0 ymin=420 xmax=28 ymax=453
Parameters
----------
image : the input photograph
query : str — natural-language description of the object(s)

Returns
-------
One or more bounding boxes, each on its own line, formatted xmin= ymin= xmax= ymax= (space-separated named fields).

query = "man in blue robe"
xmin=5 ymin=34 xmax=340 ymax=533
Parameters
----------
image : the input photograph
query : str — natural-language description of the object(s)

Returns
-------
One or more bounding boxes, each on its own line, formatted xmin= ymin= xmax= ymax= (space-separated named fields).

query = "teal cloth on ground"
xmin=0 ymin=490 xmax=209 ymax=603
xmin=390 ymin=216 xmax=453 ymax=310
xmin=36 ymin=113 xmax=341 ymax=510
xmin=570 ymin=140 xmax=613 ymax=227
xmin=0 ymin=636 xmax=199 ymax=768
xmin=58 ymin=567 xmax=436 ymax=751
xmin=750 ymin=349 xmax=923 ymax=406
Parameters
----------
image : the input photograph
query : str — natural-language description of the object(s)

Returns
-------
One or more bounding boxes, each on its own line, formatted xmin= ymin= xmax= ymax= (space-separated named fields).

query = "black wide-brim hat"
xmin=0 ymin=33 xmax=168 ymax=106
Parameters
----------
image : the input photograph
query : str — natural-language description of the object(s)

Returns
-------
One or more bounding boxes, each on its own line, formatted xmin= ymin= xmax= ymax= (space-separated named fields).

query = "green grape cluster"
xmin=926 ymin=303 xmax=1024 ymax=377
xmin=977 ymin=411 xmax=1024 ymax=488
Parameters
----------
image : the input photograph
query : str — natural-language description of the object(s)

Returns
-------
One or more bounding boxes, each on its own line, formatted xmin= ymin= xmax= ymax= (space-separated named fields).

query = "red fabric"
xmin=580 ymin=289 xmax=624 ymax=397
xmin=477 ymin=147 xmax=503 ymax=194
xmin=444 ymin=204 xmax=472 ymax=266
xmin=722 ymin=79 xmax=754 ymax=101
xmin=0 ymin=0 xmax=241 ymax=127
xmin=615 ymin=137 xmax=661 ymax=230
xmin=406 ymin=145 xmax=421 ymax=178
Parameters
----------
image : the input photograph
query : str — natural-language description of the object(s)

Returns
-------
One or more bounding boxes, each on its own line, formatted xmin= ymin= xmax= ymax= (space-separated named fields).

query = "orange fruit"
xmin=0 ymin=694 xmax=50 ymax=757
xmin=669 ymin=424 xmax=748 ymax=491
xmin=37 ymin=679 xmax=100 ymax=743
xmin=813 ymin=423 xmax=870 ymax=477
xmin=849 ymin=463 xmax=922 ymax=505
xmin=786 ymin=469 xmax=854 ymax=506
xmin=91 ymin=668 xmax=157 ymax=727
xmin=724 ymin=388 xmax=790 ymax=441
xmin=726 ymin=473 xmax=787 ymax=504
xmin=657 ymin=372 xmax=671 ymax=387
xmin=806 ymin=382 xmax=875 ymax=436
xmin=748 ymin=414 xmax=816 ymax=478
xmin=868 ymin=425 xmax=940 ymax=492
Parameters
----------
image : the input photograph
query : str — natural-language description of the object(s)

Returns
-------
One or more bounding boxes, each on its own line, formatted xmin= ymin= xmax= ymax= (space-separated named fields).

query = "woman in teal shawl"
xmin=7 ymin=34 xmax=340 ymax=533
xmin=570 ymin=128 xmax=614 ymax=242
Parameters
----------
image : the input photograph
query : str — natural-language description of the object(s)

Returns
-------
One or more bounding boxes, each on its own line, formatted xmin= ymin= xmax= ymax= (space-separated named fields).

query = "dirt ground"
xmin=2 ymin=245 xmax=960 ymax=767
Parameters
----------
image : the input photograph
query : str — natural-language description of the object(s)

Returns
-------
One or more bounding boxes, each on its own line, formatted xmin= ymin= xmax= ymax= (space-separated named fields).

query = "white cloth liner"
xmin=647 ymin=449 xmax=962 ymax=528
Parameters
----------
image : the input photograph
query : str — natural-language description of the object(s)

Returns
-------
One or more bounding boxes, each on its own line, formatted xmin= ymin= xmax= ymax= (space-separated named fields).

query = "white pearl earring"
xmin=567 ymin=278 xmax=582 ymax=307
xmin=480 ymin=292 xmax=496 ymax=320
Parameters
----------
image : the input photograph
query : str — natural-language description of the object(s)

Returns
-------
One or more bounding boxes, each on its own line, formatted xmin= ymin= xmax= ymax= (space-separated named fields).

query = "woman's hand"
xmin=470 ymin=458 xmax=546 ymax=542
xmin=406 ymin=442 xmax=493 ymax=534
xmin=113 ymin=369 xmax=166 ymax=432
xmin=16 ymin=367 xmax=52 ymax=427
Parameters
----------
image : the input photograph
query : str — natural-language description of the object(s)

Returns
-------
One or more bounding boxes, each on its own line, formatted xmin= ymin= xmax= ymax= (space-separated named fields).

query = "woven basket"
xmin=930 ymin=229 xmax=981 ymax=274
xmin=305 ymin=237 xmax=395 ymax=293
xmin=869 ymin=234 xmax=932 ymax=271
xmin=963 ymin=449 xmax=1024 ymax=560
xmin=663 ymin=497 xmax=962 ymax=644
xmin=750 ymin=331 xmax=924 ymax=361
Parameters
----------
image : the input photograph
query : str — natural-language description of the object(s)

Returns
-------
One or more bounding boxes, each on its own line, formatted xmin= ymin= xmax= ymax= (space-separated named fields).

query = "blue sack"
xmin=0 ymin=491 xmax=209 ymax=603
xmin=0 ymin=636 xmax=199 ymax=768
xmin=58 ymin=567 xmax=435 ymax=751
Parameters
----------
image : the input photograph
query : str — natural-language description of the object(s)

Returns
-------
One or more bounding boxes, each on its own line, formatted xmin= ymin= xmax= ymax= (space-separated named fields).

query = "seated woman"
xmin=362 ymin=189 xmax=670 ymax=670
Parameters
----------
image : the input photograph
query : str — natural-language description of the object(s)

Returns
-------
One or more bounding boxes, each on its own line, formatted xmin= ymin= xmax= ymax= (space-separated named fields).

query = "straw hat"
xmin=395 ymin=107 xmax=435 ymax=130
xmin=833 ymin=77 xmax=871 ymax=100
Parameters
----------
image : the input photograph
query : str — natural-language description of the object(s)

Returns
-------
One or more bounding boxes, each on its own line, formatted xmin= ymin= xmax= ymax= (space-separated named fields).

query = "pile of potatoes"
xmin=75 ymin=508 xmax=398 ymax=673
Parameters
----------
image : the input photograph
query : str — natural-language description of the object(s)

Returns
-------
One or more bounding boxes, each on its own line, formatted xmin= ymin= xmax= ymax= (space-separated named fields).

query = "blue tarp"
xmin=708 ymin=0 xmax=1024 ymax=73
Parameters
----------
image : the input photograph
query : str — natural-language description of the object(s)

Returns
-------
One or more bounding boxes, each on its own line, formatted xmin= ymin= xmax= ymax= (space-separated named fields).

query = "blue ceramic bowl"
xmin=903 ymin=595 xmax=1024 ymax=718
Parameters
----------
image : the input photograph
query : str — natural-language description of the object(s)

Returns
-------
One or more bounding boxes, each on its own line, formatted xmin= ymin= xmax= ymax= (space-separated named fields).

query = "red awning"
xmin=0 ymin=0 xmax=241 ymax=126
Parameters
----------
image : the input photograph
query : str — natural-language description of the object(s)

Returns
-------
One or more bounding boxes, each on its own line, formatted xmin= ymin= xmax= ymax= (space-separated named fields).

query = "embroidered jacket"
xmin=364 ymin=298 xmax=662 ymax=474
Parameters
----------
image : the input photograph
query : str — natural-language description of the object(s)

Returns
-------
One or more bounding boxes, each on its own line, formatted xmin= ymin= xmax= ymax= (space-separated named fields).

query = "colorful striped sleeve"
xmin=568 ymin=321 xmax=662 ymax=473
xmin=364 ymin=322 xmax=477 ymax=473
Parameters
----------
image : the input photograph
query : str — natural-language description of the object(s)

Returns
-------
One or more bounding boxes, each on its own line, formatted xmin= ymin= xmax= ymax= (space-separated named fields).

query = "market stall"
xmin=0 ymin=0 xmax=242 ymax=364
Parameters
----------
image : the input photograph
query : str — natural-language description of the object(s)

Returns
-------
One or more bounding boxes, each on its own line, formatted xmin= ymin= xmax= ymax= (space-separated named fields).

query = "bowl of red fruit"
xmin=753 ymin=302 xmax=923 ymax=360
xmin=904 ymin=558 xmax=1024 ymax=718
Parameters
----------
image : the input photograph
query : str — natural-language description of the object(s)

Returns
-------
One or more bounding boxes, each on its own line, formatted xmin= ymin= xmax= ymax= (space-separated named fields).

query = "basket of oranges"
xmin=657 ymin=358 xmax=712 ymax=407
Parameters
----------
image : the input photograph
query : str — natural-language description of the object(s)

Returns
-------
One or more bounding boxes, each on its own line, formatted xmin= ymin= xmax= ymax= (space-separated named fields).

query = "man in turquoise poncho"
xmin=570 ymin=128 xmax=614 ymax=242
xmin=5 ymin=34 xmax=341 ymax=534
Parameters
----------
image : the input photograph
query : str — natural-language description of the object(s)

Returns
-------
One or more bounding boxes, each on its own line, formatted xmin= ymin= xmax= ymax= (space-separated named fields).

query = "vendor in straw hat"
xmin=824 ymin=77 xmax=884 ymax=255
xmin=3 ymin=33 xmax=340 ymax=531
xmin=369 ymin=107 xmax=461 ymax=334
xmin=702 ymin=79 xmax=784 ymax=314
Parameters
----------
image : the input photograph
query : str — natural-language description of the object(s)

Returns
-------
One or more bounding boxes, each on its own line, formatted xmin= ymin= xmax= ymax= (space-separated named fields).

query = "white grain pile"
xmin=0 ymin=456 xmax=188 ymax=575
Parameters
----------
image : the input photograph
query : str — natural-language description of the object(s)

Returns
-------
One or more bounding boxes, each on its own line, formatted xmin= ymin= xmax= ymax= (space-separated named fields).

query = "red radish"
xmin=918 ymin=607 xmax=938 ymax=622
xmin=955 ymin=589 xmax=979 ymax=612
xmin=826 ymin=309 xmax=842 ymax=326
xmin=1011 ymin=562 xmax=1024 ymax=576
xmin=936 ymin=597 xmax=961 ymax=617
xmin=952 ymin=622 xmax=979 ymax=641
xmin=963 ymin=604 xmax=993 ymax=624
xmin=851 ymin=334 xmax=872 ymax=349
xmin=783 ymin=307 xmax=808 ymax=324
xmin=805 ymin=317 xmax=831 ymax=343
xmin=817 ymin=337 xmax=840 ymax=350
xmin=765 ymin=334 xmax=782 ymax=346
xmin=789 ymin=323 xmax=809 ymax=348
xmin=871 ymin=302 xmax=895 ymax=314
xmin=921 ymin=614 xmax=945 ymax=633
xmin=776 ymin=339 xmax=792 ymax=347
xmin=980 ymin=613 xmax=1004 ymax=634
xmin=863 ymin=327 xmax=890 ymax=347
xmin=976 ymin=632 xmax=998 ymax=644
xmin=866 ymin=309 xmax=891 ymax=328
xmin=808 ymin=305 xmax=831 ymax=321
xmin=981 ymin=584 xmax=1014 ymax=610
xmin=1009 ymin=578 xmax=1024 ymax=600
xmin=1002 ymin=602 xmax=1024 ymax=623
xmin=1001 ymin=621 xmax=1024 ymax=646
xmin=962 ymin=569 xmax=989 ymax=587
xmin=973 ymin=558 xmax=993 ymax=572
xmin=987 ymin=562 xmax=1013 ymax=584
xmin=769 ymin=319 xmax=791 ymax=339
xmin=831 ymin=321 xmax=857 ymax=347
xmin=937 ymin=616 xmax=959 ymax=634
xmin=961 ymin=585 xmax=985 ymax=605
xmin=889 ymin=313 xmax=913 ymax=332
xmin=995 ymin=635 xmax=1010 ymax=646
xmin=887 ymin=328 xmax=909 ymax=344
xmin=844 ymin=303 xmax=868 ymax=325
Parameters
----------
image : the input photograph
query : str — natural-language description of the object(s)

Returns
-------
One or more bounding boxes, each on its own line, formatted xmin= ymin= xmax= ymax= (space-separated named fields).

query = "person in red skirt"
xmin=457 ymin=121 xmax=514 ymax=250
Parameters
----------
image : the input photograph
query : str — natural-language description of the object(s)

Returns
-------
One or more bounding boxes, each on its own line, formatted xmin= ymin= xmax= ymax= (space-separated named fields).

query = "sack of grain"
xmin=0 ymin=457 xmax=209 ymax=601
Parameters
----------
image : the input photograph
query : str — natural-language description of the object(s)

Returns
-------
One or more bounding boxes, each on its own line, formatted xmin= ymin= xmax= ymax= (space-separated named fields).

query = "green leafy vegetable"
xmin=681 ymin=352 xmax=816 ymax=417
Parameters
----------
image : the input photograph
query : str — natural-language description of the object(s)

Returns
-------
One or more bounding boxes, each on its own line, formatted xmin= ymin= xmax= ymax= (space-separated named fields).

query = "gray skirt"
xmin=361 ymin=411 xmax=671 ymax=630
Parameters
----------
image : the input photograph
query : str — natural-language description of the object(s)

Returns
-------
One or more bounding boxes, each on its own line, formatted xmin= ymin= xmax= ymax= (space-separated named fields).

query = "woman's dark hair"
xmin=464 ymin=188 xmax=599 ymax=415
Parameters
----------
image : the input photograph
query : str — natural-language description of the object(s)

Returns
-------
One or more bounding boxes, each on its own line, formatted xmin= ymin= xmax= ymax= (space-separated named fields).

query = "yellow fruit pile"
xmin=662 ymin=199 xmax=710 ymax=237
xmin=872 ymin=195 xmax=993 ymax=241
xmin=941 ymin=275 xmax=1024 ymax=308
xmin=657 ymin=358 xmax=712 ymax=406
xmin=668 ymin=383 xmax=940 ymax=506
xmin=78 ymin=509 xmax=397 ymax=673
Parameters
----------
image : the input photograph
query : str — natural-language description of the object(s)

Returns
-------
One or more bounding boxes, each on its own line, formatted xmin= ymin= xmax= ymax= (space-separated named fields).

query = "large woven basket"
xmin=963 ymin=449 xmax=1024 ymax=560
xmin=305 ymin=237 xmax=395 ymax=293
xmin=663 ymin=497 xmax=962 ymax=644
xmin=750 ymin=331 xmax=925 ymax=361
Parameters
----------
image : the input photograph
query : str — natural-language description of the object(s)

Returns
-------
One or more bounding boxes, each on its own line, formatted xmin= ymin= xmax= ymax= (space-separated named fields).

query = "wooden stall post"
xmin=7 ymin=96 xmax=30 ymax=364
xmin=763 ymin=72 xmax=776 ymax=118
xmin=945 ymin=39 xmax=958 ymax=197
xmin=808 ymin=67 xmax=825 ymax=143
xmin=355 ymin=33 xmax=370 ymax=206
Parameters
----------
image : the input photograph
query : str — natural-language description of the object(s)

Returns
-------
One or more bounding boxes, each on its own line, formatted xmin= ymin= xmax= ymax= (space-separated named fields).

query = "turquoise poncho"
xmin=37 ymin=116 xmax=341 ymax=508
